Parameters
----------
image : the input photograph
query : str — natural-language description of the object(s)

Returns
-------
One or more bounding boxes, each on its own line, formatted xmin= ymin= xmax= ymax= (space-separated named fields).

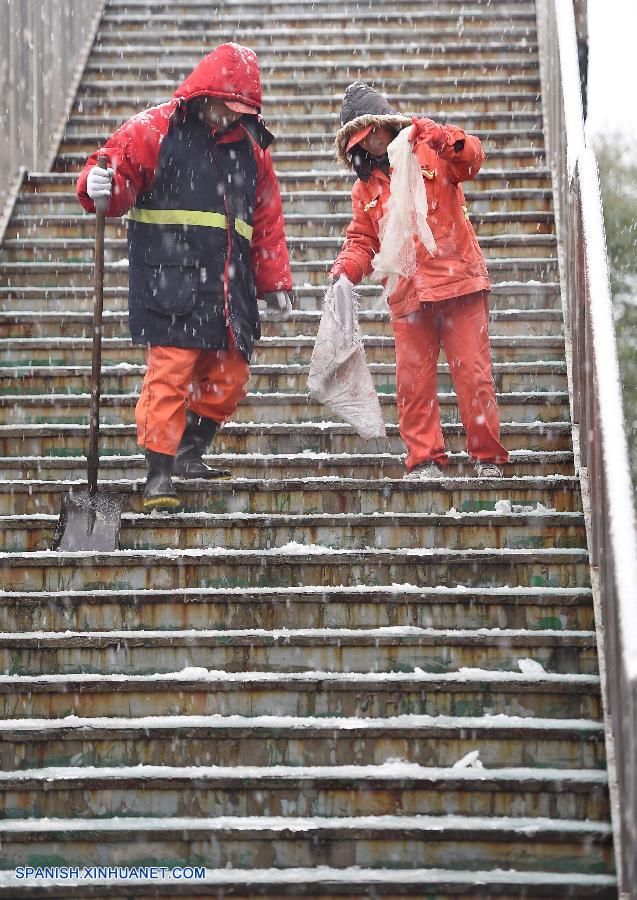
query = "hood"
xmin=173 ymin=43 xmax=262 ymax=113
xmin=335 ymin=81 xmax=411 ymax=168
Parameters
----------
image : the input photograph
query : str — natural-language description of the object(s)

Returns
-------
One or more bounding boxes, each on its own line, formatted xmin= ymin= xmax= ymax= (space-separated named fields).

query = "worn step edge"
xmin=0 ymin=391 xmax=570 ymax=410
xmin=0 ymin=626 xmax=596 ymax=648
xmin=0 ymin=510 xmax=585 ymax=527
xmin=0 ymin=281 xmax=561 ymax=296
xmin=0 ymin=474 xmax=582 ymax=496
xmin=0 ymin=867 xmax=617 ymax=895
xmin=0 ymin=336 xmax=566 ymax=348
xmin=0 ymin=762 xmax=607 ymax=790
xmin=0 ymin=547 xmax=590 ymax=569
xmin=0 ymin=423 xmax=575 ymax=447
xmin=0 ymin=669 xmax=600 ymax=692
xmin=0 ymin=712 xmax=605 ymax=739
xmin=0 ymin=584 xmax=592 ymax=601
xmin=19 ymin=168 xmax=550 ymax=182
xmin=0 ymin=812 xmax=612 ymax=839
xmin=0 ymin=450 xmax=575 ymax=465
xmin=0 ymin=358 xmax=566 ymax=372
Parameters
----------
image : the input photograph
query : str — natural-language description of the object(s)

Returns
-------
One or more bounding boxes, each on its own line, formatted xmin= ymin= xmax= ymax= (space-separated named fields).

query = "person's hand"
xmin=262 ymin=290 xmax=293 ymax=322
xmin=407 ymin=118 xmax=445 ymax=152
xmin=87 ymin=164 xmax=114 ymax=200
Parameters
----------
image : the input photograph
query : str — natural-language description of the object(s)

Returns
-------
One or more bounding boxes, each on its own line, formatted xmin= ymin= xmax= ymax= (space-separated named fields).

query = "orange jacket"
xmin=331 ymin=123 xmax=490 ymax=318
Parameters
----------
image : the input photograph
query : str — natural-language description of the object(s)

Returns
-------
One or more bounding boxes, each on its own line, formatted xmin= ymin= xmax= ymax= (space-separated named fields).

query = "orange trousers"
xmin=135 ymin=346 xmax=250 ymax=456
xmin=391 ymin=292 xmax=509 ymax=471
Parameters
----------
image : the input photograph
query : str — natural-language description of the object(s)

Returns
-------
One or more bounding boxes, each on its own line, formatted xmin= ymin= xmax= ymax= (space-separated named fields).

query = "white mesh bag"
xmin=308 ymin=275 xmax=386 ymax=439
xmin=371 ymin=126 xmax=437 ymax=298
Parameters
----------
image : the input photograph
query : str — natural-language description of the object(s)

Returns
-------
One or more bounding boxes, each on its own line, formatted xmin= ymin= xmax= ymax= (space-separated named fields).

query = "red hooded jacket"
xmin=77 ymin=43 xmax=291 ymax=301
xmin=331 ymin=123 xmax=490 ymax=318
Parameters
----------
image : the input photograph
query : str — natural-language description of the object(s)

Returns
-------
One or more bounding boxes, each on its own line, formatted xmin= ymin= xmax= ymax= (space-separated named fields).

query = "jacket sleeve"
xmin=435 ymin=124 xmax=484 ymax=184
xmin=250 ymin=148 xmax=292 ymax=296
xmin=76 ymin=105 xmax=171 ymax=217
xmin=331 ymin=181 xmax=380 ymax=284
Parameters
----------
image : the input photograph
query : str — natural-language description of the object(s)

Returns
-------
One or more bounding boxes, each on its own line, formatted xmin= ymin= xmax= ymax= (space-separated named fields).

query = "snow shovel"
xmin=52 ymin=157 xmax=122 ymax=551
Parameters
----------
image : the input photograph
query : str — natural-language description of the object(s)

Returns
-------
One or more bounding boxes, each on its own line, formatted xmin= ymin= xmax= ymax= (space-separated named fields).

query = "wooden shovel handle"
xmin=87 ymin=155 xmax=109 ymax=496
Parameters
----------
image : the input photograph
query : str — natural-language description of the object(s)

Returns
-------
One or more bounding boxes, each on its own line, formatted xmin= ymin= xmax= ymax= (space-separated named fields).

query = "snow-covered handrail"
xmin=537 ymin=1 xmax=637 ymax=894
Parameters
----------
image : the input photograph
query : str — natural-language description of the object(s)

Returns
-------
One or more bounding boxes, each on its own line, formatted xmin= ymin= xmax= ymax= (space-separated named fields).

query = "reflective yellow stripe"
xmin=234 ymin=218 xmax=253 ymax=241
xmin=128 ymin=207 xmax=253 ymax=240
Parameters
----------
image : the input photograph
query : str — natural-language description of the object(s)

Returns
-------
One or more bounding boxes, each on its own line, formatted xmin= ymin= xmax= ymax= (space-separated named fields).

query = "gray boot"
xmin=173 ymin=410 xmax=231 ymax=479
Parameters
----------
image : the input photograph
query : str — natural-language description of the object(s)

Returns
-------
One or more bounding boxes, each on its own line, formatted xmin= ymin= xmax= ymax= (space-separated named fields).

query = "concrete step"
xmin=0 ymin=867 xmax=618 ymax=898
xmin=16 ymin=167 xmax=552 ymax=193
xmin=0 ymin=812 xmax=613 ymax=874
xmin=0 ymin=233 xmax=557 ymax=265
xmin=0 ymin=668 xmax=601 ymax=720
xmin=72 ymin=85 xmax=540 ymax=109
xmin=89 ymin=42 xmax=540 ymax=67
xmin=0 ymin=471 xmax=583 ymax=516
xmin=7 ymin=209 xmax=556 ymax=242
xmin=0 ymin=450 xmax=576 ymax=481
xmin=0 ymin=545 xmax=590 ymax=593
xmin=82 ymin=59 xmax=539 ymax=85
xmin=0 ymin=585 xmax=597 ymax=634
xmin=0 ymin=281 xmax=563 ymax=314
xmin=0 ymin=712 xmax=606 ymax=770
xmin=0 ymin=334 xmax=567 ymax=366
xmin=0 ymin=391 xmax=571 ymax=428
xmin=0 ymin=626 xmax=597 ymax=677
xmin=0 ymin=360 xmax=568 ymax=395
xmin=100 ymin=3 xmax=537 ymax=23
xmin=0 ymin=257 xmax=558 ymax=288
xmin=0 ymin=307 xmax=564 ymax=340
xmin=14 ymin=185 xmax=555 ymax=218
xmin=0 ymin=763 xmax=609 ymax=823
xmin=0 ymin=420 xmax=575 ymax=459
xmin=55 ymin=145 xmax=547 ymax=174
xmin=0 ymin=508 xmax=586 ymax=553
xmin=94 ymin=24 xmax=539 ymax=47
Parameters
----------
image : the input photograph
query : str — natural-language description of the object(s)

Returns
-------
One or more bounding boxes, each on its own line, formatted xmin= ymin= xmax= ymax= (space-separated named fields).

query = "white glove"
xmin=87 ymin=164 xmax=114 ymax=200
xmin=262 ymin=290 xmax=293 ymax=322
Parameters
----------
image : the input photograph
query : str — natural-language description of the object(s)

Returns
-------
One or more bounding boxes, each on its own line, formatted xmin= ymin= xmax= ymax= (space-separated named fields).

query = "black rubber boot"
xmin=173 ymin=411 xmax=231 ymax=479
xmin=143 ymin=450 xmax=181 ymax=511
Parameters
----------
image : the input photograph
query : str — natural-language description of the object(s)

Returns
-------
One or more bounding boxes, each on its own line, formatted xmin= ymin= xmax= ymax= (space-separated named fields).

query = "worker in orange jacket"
xmin=331 ymin=82 xmax=509 ymax=479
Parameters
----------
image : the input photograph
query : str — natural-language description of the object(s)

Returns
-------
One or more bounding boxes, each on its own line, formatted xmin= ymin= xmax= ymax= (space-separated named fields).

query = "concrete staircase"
xmin=0 ymin=0 xmax=617 ymax=895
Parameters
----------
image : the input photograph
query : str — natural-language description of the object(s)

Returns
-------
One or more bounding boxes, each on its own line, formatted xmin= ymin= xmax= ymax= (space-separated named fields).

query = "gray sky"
xmin=586 ymin=0 xmax=637 ymax=141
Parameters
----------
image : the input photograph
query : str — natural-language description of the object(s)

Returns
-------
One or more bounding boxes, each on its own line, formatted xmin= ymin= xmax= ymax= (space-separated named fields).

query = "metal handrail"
xmin=537 ymin=1 xmax=637 ymax=894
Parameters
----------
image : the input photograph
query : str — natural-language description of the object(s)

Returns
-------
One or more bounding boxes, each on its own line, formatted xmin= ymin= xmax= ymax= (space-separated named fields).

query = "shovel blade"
xmin=52 ymin=491 xmax=121 ymax=552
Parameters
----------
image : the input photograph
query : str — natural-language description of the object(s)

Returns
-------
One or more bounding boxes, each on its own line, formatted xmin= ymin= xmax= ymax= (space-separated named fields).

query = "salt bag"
xmin=372 ymin=126 xmax=437 ymax=298
xmin=308 ymin=276 xmax=386 ymax=440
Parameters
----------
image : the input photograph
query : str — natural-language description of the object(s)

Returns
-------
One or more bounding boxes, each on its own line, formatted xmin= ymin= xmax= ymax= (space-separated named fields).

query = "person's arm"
xmin=409 ymin=118 xmax=484 ymax=183
xmin=331 ymin=182 xmax=380 ymax=284
xmin=76 ymin=105 xmax=173 ymax=217
xmin=250 ymin=148 xmax=292 ymax=296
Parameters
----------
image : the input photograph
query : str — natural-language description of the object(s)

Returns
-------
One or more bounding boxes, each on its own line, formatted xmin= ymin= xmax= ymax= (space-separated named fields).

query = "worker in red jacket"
xmin=331 ymin=82 xmax=509 ymax=479
xmin=77 ymin=43 xmax=292 ymax=509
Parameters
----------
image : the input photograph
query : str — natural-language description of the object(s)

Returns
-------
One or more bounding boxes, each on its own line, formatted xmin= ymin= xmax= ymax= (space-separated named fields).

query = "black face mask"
xmin=348 ymin=148 xmax=391 ymax=181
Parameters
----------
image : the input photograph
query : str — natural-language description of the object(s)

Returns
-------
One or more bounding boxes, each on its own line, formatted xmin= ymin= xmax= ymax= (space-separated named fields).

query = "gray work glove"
xmin=262 ymin=290 xmax=294 ymax=322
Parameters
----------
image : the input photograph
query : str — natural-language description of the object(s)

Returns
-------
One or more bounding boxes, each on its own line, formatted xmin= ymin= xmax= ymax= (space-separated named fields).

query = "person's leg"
xmin=135 ymin=346 xmax=199 ymax=508
xmin=188 ymin=348 xmax=250 ymax=423
xmin=392 ymin=304 xmax=448 ymax=472
xmin=440 ymin=292 xmax=509 ymax=467
xmin=136 ymin=346 xmax=198 ymax=454
xmin=173 ymin=348 xmax=250 ymax=477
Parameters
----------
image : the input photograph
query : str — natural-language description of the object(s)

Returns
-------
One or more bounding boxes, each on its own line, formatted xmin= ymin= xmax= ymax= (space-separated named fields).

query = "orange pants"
xmin=392 ymin=292 xmax=509 ymax=471
xmin=135 ymin=346 xmax=250 ymax=456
